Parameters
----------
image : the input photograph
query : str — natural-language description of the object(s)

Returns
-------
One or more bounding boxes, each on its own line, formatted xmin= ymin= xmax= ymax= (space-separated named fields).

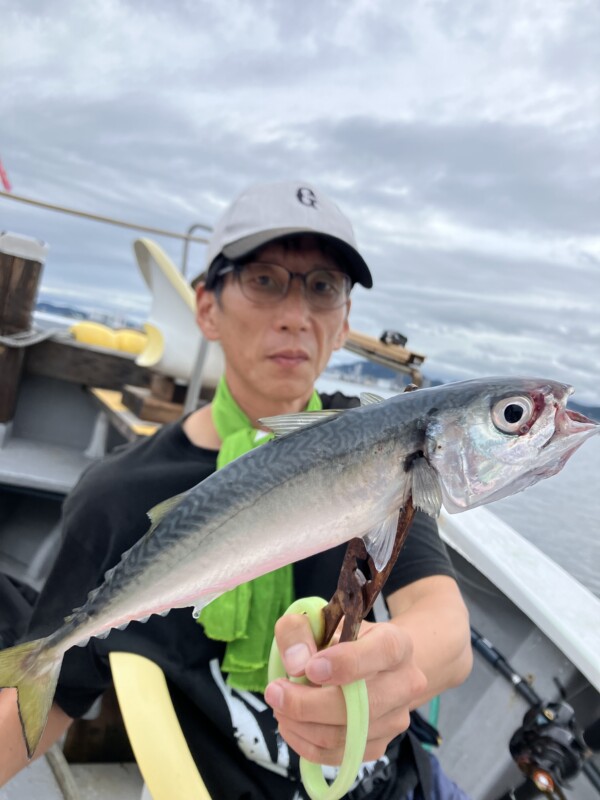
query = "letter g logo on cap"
xmin=297 ymin=187 xmax=318 ymax=208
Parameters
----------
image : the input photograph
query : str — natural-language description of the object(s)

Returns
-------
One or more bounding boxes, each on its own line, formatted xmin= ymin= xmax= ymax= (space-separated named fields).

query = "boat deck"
xmin=0 ymin=758 xmax=143 ymax=800
xmin=0 ymin=434 xmax=95 ymax=495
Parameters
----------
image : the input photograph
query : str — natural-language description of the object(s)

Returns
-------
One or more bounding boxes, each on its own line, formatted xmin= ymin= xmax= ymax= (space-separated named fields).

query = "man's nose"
xmin=275 ymin=277 xmax=311 ymax=328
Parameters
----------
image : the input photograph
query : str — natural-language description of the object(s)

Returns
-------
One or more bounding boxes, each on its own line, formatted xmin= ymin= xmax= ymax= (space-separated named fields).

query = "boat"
xmin=0 ymin=195 xmax=598 ymax=800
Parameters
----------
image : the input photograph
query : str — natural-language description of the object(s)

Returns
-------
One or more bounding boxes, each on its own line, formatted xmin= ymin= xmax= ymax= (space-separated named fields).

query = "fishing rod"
xmin=470 ymin=628 xmax=600 ymax=799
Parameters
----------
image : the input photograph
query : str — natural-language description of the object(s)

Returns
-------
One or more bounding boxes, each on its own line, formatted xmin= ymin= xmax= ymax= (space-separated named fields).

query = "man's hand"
xmin=0 ymin=692 xmax=73 ymax=787
xmin=264 ymin=613 xmax=427 ymax=766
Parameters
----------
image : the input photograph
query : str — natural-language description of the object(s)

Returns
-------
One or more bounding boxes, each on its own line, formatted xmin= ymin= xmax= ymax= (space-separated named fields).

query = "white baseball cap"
xmin=197 ymin=180 xmax=373 ymax=288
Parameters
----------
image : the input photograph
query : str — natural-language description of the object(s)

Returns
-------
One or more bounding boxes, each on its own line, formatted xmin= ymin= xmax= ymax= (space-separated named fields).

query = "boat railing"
xmin=0 ymin=189 xmax=211 ymax=275
xmin=439 ymin=506 xmax=600 ymax=694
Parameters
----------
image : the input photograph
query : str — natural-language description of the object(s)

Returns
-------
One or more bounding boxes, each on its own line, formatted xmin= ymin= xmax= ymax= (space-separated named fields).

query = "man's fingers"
xmin=273 ymin=613 xmax=319 ymax=677
xmin=274 ymin=706 xmax=411 ymax=751
xmin=265 ymin=681 xmax=347 ymax=725
xmin=264 ymin=670 xmax=416 ymax=724
xmin=304 ymin=623 xmax=422 ymax=688
xmin=273 ymin=719 xmax=392 ymax=767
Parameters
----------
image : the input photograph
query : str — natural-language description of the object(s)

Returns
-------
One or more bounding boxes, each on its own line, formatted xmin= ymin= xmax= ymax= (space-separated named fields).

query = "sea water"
xmin=317 ymin=376 xmax=600 ymax=598
xmin=492 ymin=441 xmax=599 ymax=597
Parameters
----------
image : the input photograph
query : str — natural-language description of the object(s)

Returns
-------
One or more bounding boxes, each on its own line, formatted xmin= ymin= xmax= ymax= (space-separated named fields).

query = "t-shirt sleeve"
xmin=382 ymin=510 xmax=456 ymax=598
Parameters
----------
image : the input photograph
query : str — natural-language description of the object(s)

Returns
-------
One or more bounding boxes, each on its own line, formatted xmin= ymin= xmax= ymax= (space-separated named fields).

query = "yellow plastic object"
xmin=109 ymin=652 xmax=212 ymax=800
xmin=89 ymin=389 xmax=160 ymax=438
xmin=114 ymin=328 xmax=147 ymax=355
xmin=70 ymin=321 xmax=117 ymax=350
xmin=71 ymin=322 xmax=148 ymax=355
xmin=136 ymin=322 xmax=165 ymax=368
xmin=133 ymin=238 xmax=224 ymax=385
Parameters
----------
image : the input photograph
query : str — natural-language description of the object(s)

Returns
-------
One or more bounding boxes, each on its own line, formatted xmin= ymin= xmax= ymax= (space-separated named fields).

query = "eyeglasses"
xmin=216 ymin=261 xmax=351 ymax=310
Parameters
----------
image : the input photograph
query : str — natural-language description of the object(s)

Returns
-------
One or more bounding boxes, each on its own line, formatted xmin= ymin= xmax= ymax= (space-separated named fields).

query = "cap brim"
xmin=222 ymin=229 xmax=373 ymax=288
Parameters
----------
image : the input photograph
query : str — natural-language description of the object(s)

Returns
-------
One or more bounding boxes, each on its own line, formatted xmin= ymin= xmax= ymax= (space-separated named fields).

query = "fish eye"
xmin=491 ymin=395 xmax=535 ymax=434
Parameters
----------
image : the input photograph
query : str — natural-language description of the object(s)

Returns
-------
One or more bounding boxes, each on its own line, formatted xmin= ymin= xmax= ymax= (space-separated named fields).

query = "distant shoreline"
xmin=36 ymin=302 xmax=600 ymax=421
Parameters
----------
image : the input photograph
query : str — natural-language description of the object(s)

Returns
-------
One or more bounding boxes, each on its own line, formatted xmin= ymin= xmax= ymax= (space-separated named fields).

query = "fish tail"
xmin=0 ymin=637 xmax=63 ymax=758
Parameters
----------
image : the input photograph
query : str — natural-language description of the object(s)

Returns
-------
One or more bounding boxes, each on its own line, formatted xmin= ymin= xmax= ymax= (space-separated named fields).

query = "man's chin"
xmin=266 ymin=370 xmax=316 ymax=403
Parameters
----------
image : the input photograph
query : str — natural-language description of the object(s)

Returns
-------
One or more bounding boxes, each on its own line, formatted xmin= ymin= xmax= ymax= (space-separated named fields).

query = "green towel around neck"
xmin=197 ymin=376 xmax=322 ymax=691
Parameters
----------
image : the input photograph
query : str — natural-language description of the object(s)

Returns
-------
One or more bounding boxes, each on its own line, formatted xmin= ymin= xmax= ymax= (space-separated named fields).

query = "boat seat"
xmin=109 ymin=651 xmax=212 ymax=800
xmin=88 ymin=388 xmax=161 ymax=442
xmin=0 ymin=510 xmax=62 ymax=594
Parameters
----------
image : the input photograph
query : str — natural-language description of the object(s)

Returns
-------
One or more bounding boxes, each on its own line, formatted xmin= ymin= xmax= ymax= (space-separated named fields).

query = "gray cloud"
xmin=1 ymin=0 xmax=599 ymax=409
xmin=294 ymin=116 xmax=600 ymax=237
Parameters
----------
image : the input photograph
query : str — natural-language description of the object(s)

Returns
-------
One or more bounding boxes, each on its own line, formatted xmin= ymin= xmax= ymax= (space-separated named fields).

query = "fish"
xmin=0 ymin=377 xmax=597 ymax=757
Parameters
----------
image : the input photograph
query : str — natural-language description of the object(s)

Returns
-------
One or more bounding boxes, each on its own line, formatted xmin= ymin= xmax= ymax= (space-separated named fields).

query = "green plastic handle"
xmin=268 ymin=597 xmax=370 ymax=800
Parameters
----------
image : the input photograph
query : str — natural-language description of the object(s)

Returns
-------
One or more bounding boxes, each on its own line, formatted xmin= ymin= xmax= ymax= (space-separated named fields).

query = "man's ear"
xmin=333 ymin=298 xmax=351 ymax=351
xmin=195 ymin=283 xmax=221 ymax=341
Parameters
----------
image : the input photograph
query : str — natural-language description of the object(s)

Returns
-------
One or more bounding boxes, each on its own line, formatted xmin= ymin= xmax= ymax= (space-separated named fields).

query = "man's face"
xmin=196 ymin=238 xmax=351 ymax=408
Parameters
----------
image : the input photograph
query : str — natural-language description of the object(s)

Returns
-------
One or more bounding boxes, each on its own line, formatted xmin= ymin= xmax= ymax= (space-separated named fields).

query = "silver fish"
xmin=0 ymin=377 xmax=597 ymax=757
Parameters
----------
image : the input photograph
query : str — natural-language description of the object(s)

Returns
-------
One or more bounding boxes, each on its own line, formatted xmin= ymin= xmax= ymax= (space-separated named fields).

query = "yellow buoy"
xmin=115 ymin=328 xmax=147 ymax=355
xmin=70 ymin=321 xmax=117 ymax=350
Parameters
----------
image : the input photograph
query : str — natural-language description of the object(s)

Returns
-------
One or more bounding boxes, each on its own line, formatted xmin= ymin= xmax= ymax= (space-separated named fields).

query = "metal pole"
xmin=181 ymin=223 xmax=212 ymax=278
xmin=183 ymin=338 xmax=210 ymax=415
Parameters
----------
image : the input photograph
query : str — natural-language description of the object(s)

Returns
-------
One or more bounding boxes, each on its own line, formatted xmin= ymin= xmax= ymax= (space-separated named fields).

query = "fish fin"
xmin=258 ymin=410 xmax=341 ymax=438
xmin=363 ymin=510 xmax=400 ymax=571
xmin=146 ymin=491 xmax=189 ymax=531
xmin=360 ymin=392 xmax=385 ymax=405
xmin=0 ymin=637 xmax=62 ymax=758
xmin=191 ymin=592 xmax=223 ymax=620
xmin=410 ymin=456 xmax=443 ymax=517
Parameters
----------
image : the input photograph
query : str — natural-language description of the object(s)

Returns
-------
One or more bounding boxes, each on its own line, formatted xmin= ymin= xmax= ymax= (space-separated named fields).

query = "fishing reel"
xmin=379 ymin=329 xmax=407 ymax=347
xmin=507 ymin=701 xmax=591 ymax=798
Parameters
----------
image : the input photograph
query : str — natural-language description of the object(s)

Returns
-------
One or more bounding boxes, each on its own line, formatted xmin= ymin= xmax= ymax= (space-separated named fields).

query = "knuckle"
xmin=364 ymin=739 xmax=389 ymax=762
xmin=318 ymin=747 xmax=344 ymax=767
xmin=380 ymin=624 xmax=405 ymax=664
xmin=274 ymin=613 xmax=309 ymax=643
xmin=313 ymin=725 xmax=346 ymax=750
xmin=367 ymin=684 xmax=387 ymax=718
xmin=302 ymin=740 xmax=329 ymax=764
xmin=278 ymin=688 xmax=304 ymax=719
xmin=288 ymin=691 xmax=310 ymax=720
xmin=412 ymin=669 xmax=428 ymax=698
xmin=391 ymin=707 xmax=411 ymax=734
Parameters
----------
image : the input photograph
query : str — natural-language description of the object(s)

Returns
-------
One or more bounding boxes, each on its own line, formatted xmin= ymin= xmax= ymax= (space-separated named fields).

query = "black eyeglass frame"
xmin=214 ymin=261 xmax=352 ymax=310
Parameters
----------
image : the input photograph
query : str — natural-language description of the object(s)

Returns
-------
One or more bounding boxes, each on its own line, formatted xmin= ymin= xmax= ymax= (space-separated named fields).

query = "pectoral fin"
xmin=410 ymin=457 xmax=442 ymax=517
xmin=362 ymin=511 xmax=400 ymax=571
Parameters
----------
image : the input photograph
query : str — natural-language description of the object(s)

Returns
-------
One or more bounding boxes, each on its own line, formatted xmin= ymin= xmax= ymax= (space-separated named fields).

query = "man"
xmin=0 ymin=181 xmax=472 ymax=798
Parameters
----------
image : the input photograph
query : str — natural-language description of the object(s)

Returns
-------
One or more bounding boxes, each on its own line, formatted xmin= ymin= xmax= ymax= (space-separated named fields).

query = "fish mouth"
xmin=564 ymin=407 xmax=598 ymax=427
xmin=554 ymin=406 xmax=599 ymax=437
xmin=541 ymin=404 xmax=599 ymax=459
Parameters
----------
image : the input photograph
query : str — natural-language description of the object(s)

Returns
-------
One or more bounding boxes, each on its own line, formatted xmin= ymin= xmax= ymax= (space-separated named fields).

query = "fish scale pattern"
xmin=51 ymin=377 xmax=574 ymax=649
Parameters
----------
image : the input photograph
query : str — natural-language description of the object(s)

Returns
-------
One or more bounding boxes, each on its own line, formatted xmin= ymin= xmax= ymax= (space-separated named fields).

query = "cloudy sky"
xmin=1 ymin=0 xmax=599 ymax=404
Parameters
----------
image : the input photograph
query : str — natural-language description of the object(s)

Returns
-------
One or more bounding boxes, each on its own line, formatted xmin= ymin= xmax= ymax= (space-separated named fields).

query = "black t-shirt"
xmin=27 ymin=392 xmax=455 ymax=800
